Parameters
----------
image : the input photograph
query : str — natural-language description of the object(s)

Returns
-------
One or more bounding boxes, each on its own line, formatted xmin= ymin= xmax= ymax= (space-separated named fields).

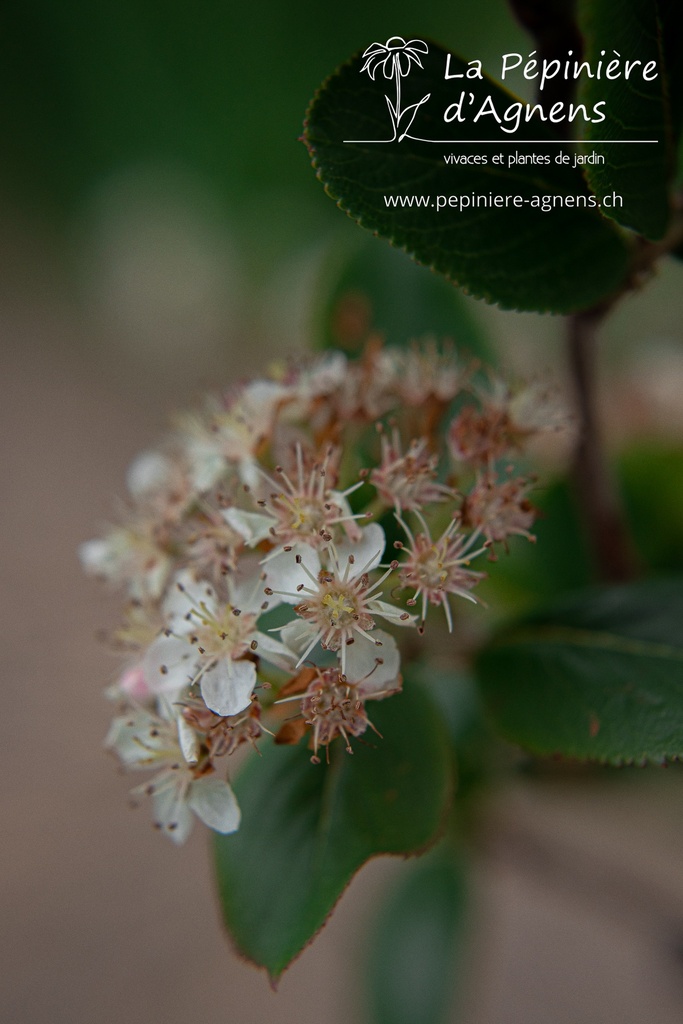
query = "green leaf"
xmin=213 ymin=682 xmax=453 ymax=980
xmin=577 ymin=0 xmax=683 ymax=239
xmin=412 ymin=666 xmax=495 ymax=803
xmin=477 ymin=476 xmax=594 ymax=610
xmin=366 ymin=847 xmax=468 ymax=1024
xmin=475 ymin=578 xmax=683 ymax=764
xmin=316 ymin=236 xmax=492 ymax=359
xmin=619 ymin=444 xmax=683 ymax=574
xmin=304 ymin=41 xmax=630 ymax=313
xmin=477 ymin=451 xmax=683 ymax=611
xmin=509 ymin=0 xmax=581 ymax=61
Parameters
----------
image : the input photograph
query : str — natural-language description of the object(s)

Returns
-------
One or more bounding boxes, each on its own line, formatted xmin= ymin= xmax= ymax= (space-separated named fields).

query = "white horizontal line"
xmin=344 ymin=139 xmax=659 ymax=144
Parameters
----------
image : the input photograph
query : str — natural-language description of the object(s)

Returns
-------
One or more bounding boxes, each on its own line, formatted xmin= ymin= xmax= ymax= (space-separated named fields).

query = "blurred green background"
xmin=0 ymin=1 xmax=525 ymax=229
xmin=0 ymin=0 xmax=530 ymax=390
xmin=3 ymin=0 xmax=682 ymax=393
xmin=5 ymin=0 xmax=683 ymax=382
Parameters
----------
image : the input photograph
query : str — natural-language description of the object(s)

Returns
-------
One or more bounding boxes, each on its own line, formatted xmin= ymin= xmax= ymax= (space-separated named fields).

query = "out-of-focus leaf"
xmin=0 ymin=1 xmax=523 ymax=217
xmin=479 ymin=448 xmax=683 ymax=610
xmin=477 ymin=477 xmax=594 ymax=611
xmin=619 ymin=444 xmax=683 ymax=573
xmin=317 ymin=237 xmax=492 ymax=359
xmin=413 ymin=666 xmax=496 ymax=803
xmin=366 ymin=847 xmax=468 ymax=1024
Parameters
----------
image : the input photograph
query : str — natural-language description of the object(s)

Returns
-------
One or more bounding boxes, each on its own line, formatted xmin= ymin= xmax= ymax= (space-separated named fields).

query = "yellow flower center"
xmin=321 ymin=589 xmax=356 ymax=627
xmin=193 ymin=603 xmax=253 ymax=659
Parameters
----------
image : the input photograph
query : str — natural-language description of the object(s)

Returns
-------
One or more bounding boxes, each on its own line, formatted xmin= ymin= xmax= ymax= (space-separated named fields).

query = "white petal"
xmin=190 ymin=451 xmax=226 ymax=493
xmin=152 ymin=781 xmax=194 ymax=844
xmin=336 ymin=522 xmax=385 ymax=573
xmin=117 ymin=665 xmax=154 ymax=701
xmin=105 ymin=711 xmax=159 ymax=767
xmin=230 ymin=566 xmax=271 ymax=616
xmin=162 ymin=569 xmax=218 ymax=628
xmin=237 ymin=456 xmax=262 ymax=489
xmin=262 ymin=544 xmax=321 ymax=604
xmin=143 ymin=635 xmax=197 ymax=695
xmin=79 ymin=538 xmax=111 ymax=574
xmin=223 ymin=507 xmax=272 ymax=546
xmin=176 ymin=714 xmax=200 ymax=766
xmin=155 ymin=693 xmax=180 ymax=723
xmin=144 ymin=556 xmax=171 ymax=601
xmin=126 ymin=450 xmax=171 ymax=500
xmin=372 ymin=599 xmax=416 ymax=626
xmin=310 ymin=352 xmax=347 ymax=392
xmin=252 ymin=631 xmax=297 ymax=670
xmin=201 ymin=658 xmax=256 ymax=717
xmin=280 ymin=617 xmax=316 ymax=654
xmin=242 ymin=379 xmax=289 ymax=415
xmin=328 ymin=490 xmax=362 ymax=542
xmin=189 ymin=777 xmax=241 ymax=834
xmin=345 ymin=630 xmax=401 ymax=696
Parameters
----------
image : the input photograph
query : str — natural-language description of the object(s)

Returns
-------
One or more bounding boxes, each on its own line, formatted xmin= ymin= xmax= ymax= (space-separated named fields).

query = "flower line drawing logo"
xmin=348 ymin=38 xmax=660 ymax=147
xmin=360 ymin=37 xmax=430 ymax=142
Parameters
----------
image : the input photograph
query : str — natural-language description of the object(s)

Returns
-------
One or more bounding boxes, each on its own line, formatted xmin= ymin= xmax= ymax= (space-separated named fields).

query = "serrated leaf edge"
xmin=489 ymin=624 xmax=683 ymax=662
xmin=303 ymin=45 xmax=631 ymax=314
xmin=214 ymin=690 xmax=456 ymax=981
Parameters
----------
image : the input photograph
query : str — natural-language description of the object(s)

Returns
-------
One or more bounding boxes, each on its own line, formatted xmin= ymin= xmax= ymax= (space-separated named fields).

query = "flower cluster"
xmin=83 ymin=342 xmax=558 ymax=842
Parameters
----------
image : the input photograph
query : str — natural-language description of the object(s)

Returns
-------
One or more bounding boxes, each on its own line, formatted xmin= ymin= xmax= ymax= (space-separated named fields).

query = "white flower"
xmin=83 ymin=341 xmax=554 ymax=844
xmin=394 ymin=342 xmax=467 ymax=405
xmin=126 ymin=450 xmax=174 ymax=501
xmin=180 ymin=380 xmax=290 ymax=492
xmin=79 ymin=525 xmax=171 ymax=600
xmin=108 ymin=665 xmax=156 ymax=702
xmin=225 ymin=443 xmax=366 ymax=555
xmin=448 ymin=374 xmax=567 ymax=467
xmin=123 ymin=448 xmax=194 ymax=525
xmin=396 ymin=512 xmax=487 ymax=631
xmin=462 ymin=472 xmax=537 ymax=544
xmin=370 ymin=429 xmax=453 ymax=511
xmin=106 ymin=704 xmax=240 ymax=844
xmin=275 ymin=631 xmax=402 ymax=758
xmin=270 ymin=524 xmax=414 ymax=678
xmin=143 ymin=570 xmax=294 ymax=716
xmin=277 ymin=352 xmax=349 ymax=420
xmin=507 ymin=380 xmax=566 ymax=436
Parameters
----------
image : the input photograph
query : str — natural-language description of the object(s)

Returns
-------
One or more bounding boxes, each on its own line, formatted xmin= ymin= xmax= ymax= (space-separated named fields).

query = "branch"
xmin=566 ymin=308 xmax=637 ymax=582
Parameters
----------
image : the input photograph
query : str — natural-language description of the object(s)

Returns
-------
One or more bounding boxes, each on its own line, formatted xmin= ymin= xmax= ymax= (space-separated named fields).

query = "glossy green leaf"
xmin=476 ymin=578 xmax=683 ymax=764
xmin=213 ymin=682 xmax=453 ymax=980
xmin=577 ymin=0 xmax=683 ymax=239
xmin=305 ymin=41 xmax=630 ymax=313
xmin=366 ymin=847 xmax=468 ymax=1024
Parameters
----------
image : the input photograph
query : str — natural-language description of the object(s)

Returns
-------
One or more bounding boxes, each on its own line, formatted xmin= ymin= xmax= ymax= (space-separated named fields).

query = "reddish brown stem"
xmin=567 ymin=309 xmax=636 ymax=583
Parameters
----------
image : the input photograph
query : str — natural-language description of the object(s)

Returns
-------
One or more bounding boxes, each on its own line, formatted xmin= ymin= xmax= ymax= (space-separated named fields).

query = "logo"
xmin=346 ymin=38 xmax=659 ymax=146
xmin=360 ymin=37 xmax=430 ymax=142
